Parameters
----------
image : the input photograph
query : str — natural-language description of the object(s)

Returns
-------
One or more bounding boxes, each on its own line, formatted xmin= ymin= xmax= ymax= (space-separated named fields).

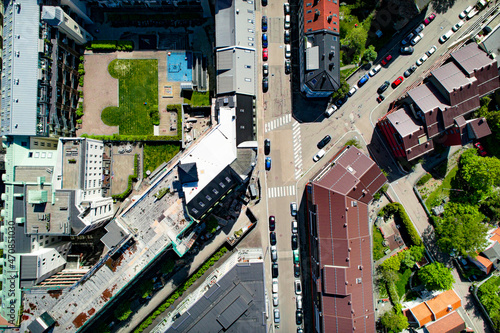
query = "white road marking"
xmin=265 ymin=114 xmax=293 ymax=133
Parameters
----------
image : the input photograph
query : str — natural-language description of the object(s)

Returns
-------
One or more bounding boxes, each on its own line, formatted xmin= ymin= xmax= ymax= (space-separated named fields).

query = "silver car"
xmin=274 ymin=308 xmax=280 ymax=323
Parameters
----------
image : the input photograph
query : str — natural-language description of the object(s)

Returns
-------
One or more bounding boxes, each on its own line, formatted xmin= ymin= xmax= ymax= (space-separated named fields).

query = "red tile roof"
xmin=303 ymin=0 xmax=340 ymax=34
xmin=410 ymin=302 xmax=433 ymax=327
xmin=310 ymin=146 xmax=387 ymax=332
xmin=426 ymin=289 xmax=461 ymax=320
xmin=425 ymin=311 xmax=465 ymax=333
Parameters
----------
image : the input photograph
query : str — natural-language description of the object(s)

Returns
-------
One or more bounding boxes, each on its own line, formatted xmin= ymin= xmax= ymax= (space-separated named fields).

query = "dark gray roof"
xmin=483 ymin=242 xmax=500 ymax=264
xmin=100 ymin=220 xmax=128 ymax=250
xmin=235 ymin=94 xmax=254 ymax=146
xmin=230 ymin=149 xmax=256 ymax=178
xmin=178 ymin=162 xmax=199 ymax=184
xmin=408 ymin=82 xmax=449 ymax=113
xmin=303 ymin=31 xmax=341 ymax=93
xmin=452 ymin=43 xmax=495 ymax=75
xmin=20 ymin=255 xmax=37 ymax=280
xmin=27 ymin=312 xmax=56 ymax=333
xmin=167 ymin=261 xmax=266 ymax=333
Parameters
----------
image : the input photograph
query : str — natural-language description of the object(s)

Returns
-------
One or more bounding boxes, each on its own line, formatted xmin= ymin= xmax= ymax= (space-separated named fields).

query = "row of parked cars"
xmin=439 ymin=4 xmax=477 ymax=44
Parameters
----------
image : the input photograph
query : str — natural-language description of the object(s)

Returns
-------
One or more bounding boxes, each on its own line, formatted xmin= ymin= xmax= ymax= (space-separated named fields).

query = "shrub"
xmin=114 ymin=301 xmax=132 ymax=321
xmin=88 ymin=40 xmax=134 ymax=52
xmin=417 ymin=173 xmax=432 ymax=186
xmin=379 ymin=203 xmax=422 ymax=246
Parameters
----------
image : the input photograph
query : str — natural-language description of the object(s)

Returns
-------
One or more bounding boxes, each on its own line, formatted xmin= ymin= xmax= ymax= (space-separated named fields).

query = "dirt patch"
xmin=48 ymin=290 xmax=62 ymax=299
xmin=73 ymin=312 xmax=89 ymax=329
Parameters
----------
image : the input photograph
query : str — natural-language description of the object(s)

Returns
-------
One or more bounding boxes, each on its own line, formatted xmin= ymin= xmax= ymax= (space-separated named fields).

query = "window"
xmin=34 ymin=141 xmax=38 ymax=146
xmin=307 ymin=10 xmax=312 ymax=13
xmin=199 ymin=201 xmax=205 ymax=207
xmin=28 ymin=152 xmax=33 ymax=158
xmin=21 ymin=141 xmax=27 ymax=147
xmin=205 ymin=195 xmax=212 ymax=201
xmin=307 ymin=20 xmax=312 ymax=23
xmin=219 ymin=182 xmax=226 ymax=188
xmin=248 ymin=37 xmax=254 ymax=41
xmin=41 ymin=142 xmax=45 ymax=146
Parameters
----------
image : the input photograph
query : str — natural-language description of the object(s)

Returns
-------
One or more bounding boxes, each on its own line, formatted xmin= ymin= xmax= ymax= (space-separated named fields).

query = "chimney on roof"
xmin=328 ymin=15 xmax=333 ymax=23
xmin=447 ymin=304 xmax=453 ymax=311
xmin=329 ymin=51 xmax=334 ymax=59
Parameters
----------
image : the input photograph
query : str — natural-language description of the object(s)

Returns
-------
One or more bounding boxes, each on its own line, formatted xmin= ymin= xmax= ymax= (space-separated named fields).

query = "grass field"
xmin=395 ymin=268 xmax=412 ymax=298
xmin=425 ymin=166 xmax=458 ymax=210
xmin=143 ymin=143 xmax=180 ymax=177
xmin=373 ymin=226 xmax=389 ymax=261
xmin=183 ymin=91 xmax=210 ymax=107
xmin=102 ymin=59 xmax=158 ymax=135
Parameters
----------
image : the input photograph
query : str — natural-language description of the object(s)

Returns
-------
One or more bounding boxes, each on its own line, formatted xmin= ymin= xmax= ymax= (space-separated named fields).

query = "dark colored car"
xmin=404 ymin=65 xmax=417 ymax=78
xmin=272 ymin=262 xmax=279 ymax=278
xmin=262 ymin=16 xmax=268 ymax=32
xmin=264 ymin=139 xmax=271 ymax=155
xmin=376 ymin=94 xmax=385 ymax=103
xmin=377 ymin=81 xmax=390 ymax=94
xmin=284 ymin=30 xmax=290 ymax=44
xmin=475 ymin=142 xmax=487 ymax=156
xmin=317 ymin=135 xmax=331 ymax=149
xmin=292 ymin=234 xmax=298 ymax=250
xmin=401 ymin=32 xmax=414 ymax=46
xmin=269 ymin=215 xmax=275 ymax=231
xmin=265 ymin=157 xmax=271 ymax=170
xmin=381 ymin=54 xmax=393 ymax=66
xmin=400 ymin=46 xmax=414 ymax=55
xmin=296 ymin=310 xmax=303 ymax=325
xmin=262 ymin=33 xmax=268 ymax=48
xmin=285 ymin=59 xmax=291 ymax=74
xmin=263 ymin=63 xmax=269 ymax=76
xmin=284 ymin=3 xmax=290 ymax=15
xmin=262 ymin=0 xmax=267 ymax=6
xmin=392 ymin=76 xmax=404 ymax=88
xmin=357 ymin=74 xmax=369 ymax=87
xmin=262 ymin=77 xmax=268 ymax=92
xmin=335 ymin=96 xmax=347 ymax=108
xmin=294 ymin=263 xmax=300 ymax=277
xmin=270 ymin=231 xmax=276 ymax=245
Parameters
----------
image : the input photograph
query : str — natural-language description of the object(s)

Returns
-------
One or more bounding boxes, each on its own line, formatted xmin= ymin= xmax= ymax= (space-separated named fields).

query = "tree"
xmin=361 ymin=45 xmax=377 ymax=63
xmin=418 ymin=262 xmax=455 ymax=291
xmin=435 ymin=203 xmax=488 ymax=257
xmin=381 ymin=254 xmax=401 ymax=272
xmin=139 ymin=279 xmax=154 ymax=298
xmin=161 ymin=257 xmax=176 ymax=275
xmin=458 ymin=149 xmax=500 ymax=201
xmin=331 ymin=79 xmax=350 ymax=101
xmin=114 ymin=301 xmax=132 ymax=321
xmin=341 ymin=27 xmax=368 ymax=59
xmin=380 ymin=308 xmax=409 ymax=333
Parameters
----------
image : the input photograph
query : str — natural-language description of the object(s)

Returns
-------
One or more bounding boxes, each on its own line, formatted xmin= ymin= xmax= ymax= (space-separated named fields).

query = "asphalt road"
xmin=253 ymin=0 xmax=500 ymax=332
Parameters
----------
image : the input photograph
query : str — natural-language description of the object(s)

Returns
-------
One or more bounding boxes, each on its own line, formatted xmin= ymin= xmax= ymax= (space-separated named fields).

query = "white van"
xmin=296 ymin=295 xmax=303 ymax=310
xmin=324 ymin=104 xmax=337 ymax=117
xmin=439 ymin=30 xmax=453 ymax=43
xmin=313 ymin=149 xmax=325 ymax=162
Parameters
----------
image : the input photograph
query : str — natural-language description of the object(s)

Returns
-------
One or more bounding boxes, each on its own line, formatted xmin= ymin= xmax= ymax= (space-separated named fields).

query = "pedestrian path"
xmin=292 ymin=121 xmax=302 ymax=179
xmin=267 ymin=185 xmax=296 ymax=198
xmin=265 ymin=114 xmax=292 ymax=133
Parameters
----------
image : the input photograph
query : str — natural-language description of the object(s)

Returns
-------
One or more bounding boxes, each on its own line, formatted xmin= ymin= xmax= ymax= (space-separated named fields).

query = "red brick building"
xmin=306 ymin=146 xmax=387 ymax=332
xmin=378 ymin=44 xmax=499 ymax=162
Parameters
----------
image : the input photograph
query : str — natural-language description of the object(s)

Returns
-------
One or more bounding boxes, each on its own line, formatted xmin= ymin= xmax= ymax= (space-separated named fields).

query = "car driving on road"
xmin=265 ymin=157 xmax=271 ymax=170
xmin=269 ymin=215 xmax=275 ymax=231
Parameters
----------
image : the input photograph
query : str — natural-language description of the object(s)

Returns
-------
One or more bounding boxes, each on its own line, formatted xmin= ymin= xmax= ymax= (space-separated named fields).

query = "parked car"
xmin=262 ymin=77 xmax=268 ymax=92
xmin=285 ymin=59 xmax=291 ymax=74
xmin=285 ymin=44 xmax=291 ymax=59
xmin=426 ymin=45 xmax=437 ymax=57
xmin=262 ymin=0 xmax=267 ymax=6
xmin=404 ymin=65 xmax=417 ymax=78
xmin=439 ymin=30 xmax=453 ymax=43
xmin=357 ymin=74 xmax=369 ymax=87
xmin=292 ymin=234 xmax=298 ymax=250
xmin=263 ymin=63 xmax=269 ymax=76
xmin=467 ymin=8 xmax=478 ymax=20
xmin=271 ymin=245 xmax=278 ymax=262
xmin=270 ymin=231 xmax=276 ymax=245
xmin=273 ymin=294 xmax=279 ymax=306
xmin=475 ymin=142 xmax=487 ymax=156
xmin=400 ymin=46 xmax=414 ymax=55
xmin=348 ymin=86 xmax=357 ymax=97
xmin=274 ymin=308 xmax=280 ymax=323
xmin=452 ymin=20 xmax=464 ymax=32
xmin=284 ymin=30 xmax=290 ymax=44
xmin=392 ymin=76 xmax=404 ymax=88
xmin=296 ymin=295 xmax=303 ymax=310
xmin=414 ymin=23 xmax=425 ymax=34
xmin=377 ymin=81 xmax=390 ymax=94
xmin=411 ymin=33 xmax=423 ymax=45
xmin=324 ymin=104 xmax=337 ymax=117
xmin=295 ymin=279 xmax=302 ymax=295
xmin=262 ymin=16 xmax=268 ymax=32
xmin=272 ymin=278 xmax=278 ymax=293
xmin=424 ymin=12 xmax=436 ymax=25
xmin=263 ymin=48 xmax=268 ymax=61
xmin=459 ymin=6 xmax=473 ymax=19
xmin=264 ymin=139 xmax=270 ymax=155
xmin=296 ymin=310 xmax=303 ymax=325
xmin=293 ymin=249 xmax=300 ymax=264
xmin=265 ymin=156 xmax=271 ymax=170
xmin=272 ymin=262 xmax=279 ymax=278
xmin=291 ymin=220 xmax=298 ymax=234
xmin=284 ymin=2 xmax=290 ymax=15
xmin=290 ymin=202 xmax=298 ymax=216
xmin=376 ymin=94 xmax=385 ymax=103
xmin=335 ymin=96 xmax=348 ymax=108
xmin=269 ymin=215 xmax=275 ymax=231
xmin=262 ymin=33 xmax=268 ymax=48
xmin=317 ymin=135 xmax=331 ymax=149
xmin=401 ymin=32 xmax=414 ymax=46
xmin=313 ymin=149 xmax=326 ymax=162
xmin=381 ymin=54 xmax=393 ymax=66
xmin=416 ymin=54 xmax=429 ymax=66
xmin=368 ymin=64 xmax=382 ymax=77
xmin=294 ymin=263 xmax=300 ymax=277
xmin=284 ymin=15 xmax=290 ymax=29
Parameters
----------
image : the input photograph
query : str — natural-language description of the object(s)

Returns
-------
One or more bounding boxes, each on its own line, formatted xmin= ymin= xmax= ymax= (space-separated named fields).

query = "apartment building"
xmin=298 ymin=0 xmax=341 ymax=98
xmin=305 ymin=145 xmax=387 ymax=333
xmin=1 ymin=0 xmax=92 ymax=138
xmin=378 ymin=44 xmax=500 ymax=162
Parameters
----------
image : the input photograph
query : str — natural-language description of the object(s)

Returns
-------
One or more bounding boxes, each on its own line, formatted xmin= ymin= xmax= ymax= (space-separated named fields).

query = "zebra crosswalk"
xmin=265 ymin=114 xmax=292 ymax=133
xmin=267 ymin=185 xmax=296 ymax=199
xmin=292 ymin=121 xmax=302 ymax=179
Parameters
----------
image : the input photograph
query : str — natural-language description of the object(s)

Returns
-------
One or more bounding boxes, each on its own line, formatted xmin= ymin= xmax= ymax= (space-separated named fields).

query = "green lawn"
xmin=425 ymin=166 xmax=458 ymax=210
xmin=143 ymin=143 xmax=180 ymax=177
xmin=102 ymin=59 xmax=158 ymax=135
xmin=183 ymin=91 xmax=210 ymax=107
xmin=373 ymin=226 xmax=389 ymax=261
xmin=395 ymin=268 xmax=412 ymax=298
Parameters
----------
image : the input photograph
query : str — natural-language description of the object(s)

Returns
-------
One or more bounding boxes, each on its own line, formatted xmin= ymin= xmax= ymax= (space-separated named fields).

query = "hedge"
xmin=112 ymin=154 xmax=138 ymax=200
xmin=379 ymin=202 xmax=422 ymax=246
xmin=87 ymin=40 xmax=134 ymax=52
xmin=417 ymin=173 xmax=432 ymax=186
xmin=134 ymin=247 xmax=228 ymax=333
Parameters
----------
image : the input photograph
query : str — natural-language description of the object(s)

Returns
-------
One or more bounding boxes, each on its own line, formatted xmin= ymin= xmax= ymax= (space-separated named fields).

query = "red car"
xmin=263 ymin=49 xmax=268 ymax=61
xmin=376 ymin=95 xmax=385 ymax=103
xmin=392 ymin=76 xmax=404 ymax=88
xmin=474 ymin=142 xmax=487 ymax=156
xmin=424 ymin=12 xmax=436 ymax=25
xmin=381 ymin=54 xmax=393 ymax=66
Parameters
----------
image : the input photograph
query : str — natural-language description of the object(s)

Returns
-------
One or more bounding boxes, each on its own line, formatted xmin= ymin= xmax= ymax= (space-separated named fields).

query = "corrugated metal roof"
xmin=215 ymin=0 xmax=255 ymax=49
xmin=1 ymin=0 xmax=41 ymax=136
xmin=20 ymin=255 xmax=38 ymax=280
xmin=408 ymin=82 xmax=449 ymax=113
xmin=452 ymin=43 xmax=495 ymax=75
xmin=431 ymin=62 xmax=474 ymax=93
